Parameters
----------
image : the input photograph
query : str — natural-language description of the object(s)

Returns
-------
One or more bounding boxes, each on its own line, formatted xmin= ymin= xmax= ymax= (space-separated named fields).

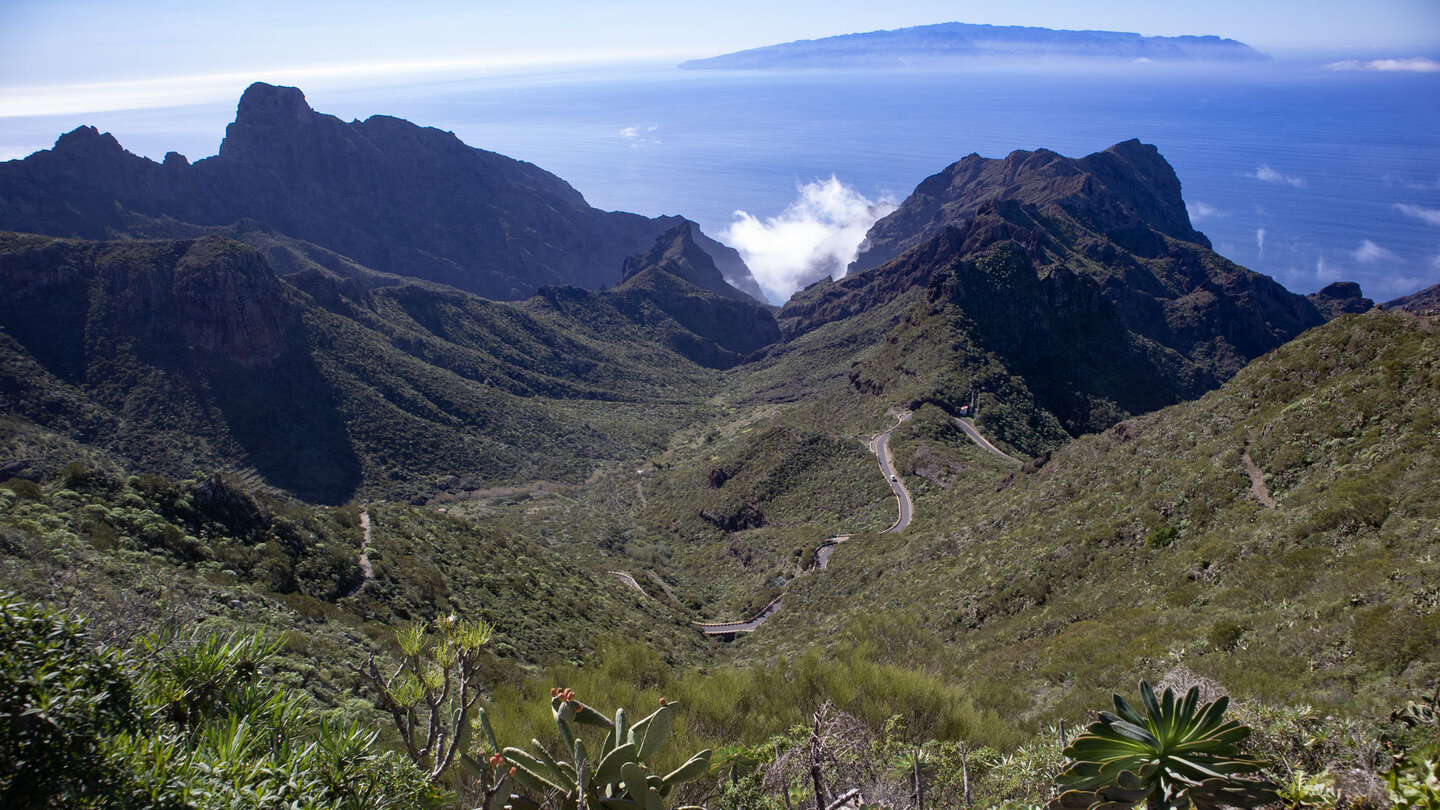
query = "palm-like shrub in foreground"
xmin=1049 ymin=681 xmax=1278 ymax=810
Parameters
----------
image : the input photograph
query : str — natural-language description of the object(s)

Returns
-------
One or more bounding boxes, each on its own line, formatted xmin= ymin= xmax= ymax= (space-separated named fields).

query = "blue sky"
xmin=2 ymin=0 xmax=1438 ymax=116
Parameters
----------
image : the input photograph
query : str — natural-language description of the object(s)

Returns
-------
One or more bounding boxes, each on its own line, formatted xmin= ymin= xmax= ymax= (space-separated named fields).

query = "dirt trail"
xmin=646 ymin=571 xmax=683 ymax=604
xmin=344 ymin=508 xmax=375 ymax=598
xmin=1241 ymin=448 xmax=1277 ymax=509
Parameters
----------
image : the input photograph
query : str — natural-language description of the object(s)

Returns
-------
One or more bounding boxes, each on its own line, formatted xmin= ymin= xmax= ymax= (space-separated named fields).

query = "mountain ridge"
xmin=0 ymin=134 xmax=1371 ymax=498
xmin=0 ymin=230 xmax=745 ymax=501
xmin=770 ymin=140 xmax=1368 ymax=451
xmin=853 ymin=139 xmax=1208 ymax=271
xmin=0 ymin=83 xmax=765 ymax=303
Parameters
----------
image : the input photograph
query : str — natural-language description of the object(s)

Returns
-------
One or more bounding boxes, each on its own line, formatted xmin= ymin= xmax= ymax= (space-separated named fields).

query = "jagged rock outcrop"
xmin=837 ymin=141 xmax=1347 ymax=373
xmin=1307 ymin=281 xmax=1374 ymax=318
xmin=0 ymin=83 xmax=762 ymax=302
xmin=618 ymin=222 xmax=754 ymax=302
xmin=854 ymin=140 xmax=1207 ymax=271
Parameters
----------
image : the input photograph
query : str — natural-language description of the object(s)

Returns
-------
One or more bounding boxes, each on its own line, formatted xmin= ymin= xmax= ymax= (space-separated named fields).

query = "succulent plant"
xmin=355 ymin=614 xmax=496 ymax=782
xmin=1386 ymin=745 xmax=1440 ymax=808
xmin=502 ymin=690 xmax=710 ymax=810
xmin=1049 ymin=681 xmax=1278 ymax=810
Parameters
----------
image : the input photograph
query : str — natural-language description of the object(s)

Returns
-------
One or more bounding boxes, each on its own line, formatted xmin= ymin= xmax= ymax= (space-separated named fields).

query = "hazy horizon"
xmin=2 ymin=4 xmax=1437 ymax=304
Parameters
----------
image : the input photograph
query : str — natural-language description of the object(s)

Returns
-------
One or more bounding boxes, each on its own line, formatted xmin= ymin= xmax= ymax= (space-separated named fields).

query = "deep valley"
xmin=1 ymin=82 xmax=1436 ymax=809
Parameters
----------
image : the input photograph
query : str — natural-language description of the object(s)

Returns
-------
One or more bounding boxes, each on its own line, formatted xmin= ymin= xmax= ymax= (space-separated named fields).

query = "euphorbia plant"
xmin=1049 ymin=681 xmax=1278 ymax=810
xmin=503 ymin=688 xmax=711 ymax=810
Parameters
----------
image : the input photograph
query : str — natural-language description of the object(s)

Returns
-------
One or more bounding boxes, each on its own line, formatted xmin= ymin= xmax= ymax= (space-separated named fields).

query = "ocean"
xmin=6 ymin=59 xmax=1438 ymax=303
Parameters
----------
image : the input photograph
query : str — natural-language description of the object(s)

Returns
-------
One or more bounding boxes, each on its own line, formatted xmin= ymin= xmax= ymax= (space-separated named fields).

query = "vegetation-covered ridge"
xmin=0 ymin=230 xmax=739 ymax=502
xmin=1 ymin=311 xmax=1435 ymax=808
xmin=762 ymin=140 xmax=1368 ymax=459
xmin=740 ymin=309 xmax=1438 ymax=723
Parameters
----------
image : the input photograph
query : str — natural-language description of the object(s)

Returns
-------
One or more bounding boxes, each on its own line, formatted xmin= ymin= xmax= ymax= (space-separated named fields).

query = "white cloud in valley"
xmin=1251 ymin=165 xmax=1305 ymax=187
xmin=1395 ymin=203 xmax=1440 ymax=226
xmin=619 ymin=125 xmax=659 ymax=148
xmin=725 ymin=176 xmax=895 ymax=303
xmin=1322 ymin=57 xmax=1440 ymax=73
xmin=1352 ymin=239 xmax=1398 ymax=263
xmin=1186 ymin=200 xmax=1223 ymax=222
xmin=1382 ymin=274 xmax=1428 ymax=299
xmin=1255 ymin=227 xmax=1267 ymax=258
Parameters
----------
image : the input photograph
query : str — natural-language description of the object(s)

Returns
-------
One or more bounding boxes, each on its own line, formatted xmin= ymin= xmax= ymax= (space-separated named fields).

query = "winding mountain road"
xmin=955 ymin=417 xmax=1022 ymax=466
xmin=695 ymin=410 xmax=915 ymax=636
xmin=871 ymin=425 xmax=913 ymax=532
xmin=610 ymin=570 xmax=646 ymax=594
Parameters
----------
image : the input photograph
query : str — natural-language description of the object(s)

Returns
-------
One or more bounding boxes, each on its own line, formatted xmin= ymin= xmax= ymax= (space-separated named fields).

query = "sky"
xmin=2 ymin=0 xmax=1438 ymax=117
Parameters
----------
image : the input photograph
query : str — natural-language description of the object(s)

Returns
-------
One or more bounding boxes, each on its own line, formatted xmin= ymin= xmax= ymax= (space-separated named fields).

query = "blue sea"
xmin=6 ymin=59 xmax=1438 ymax=303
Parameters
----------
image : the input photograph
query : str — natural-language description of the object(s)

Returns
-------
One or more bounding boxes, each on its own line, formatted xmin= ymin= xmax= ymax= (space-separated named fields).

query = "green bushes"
xmin=355 ymin=614 xmax=496 ymax=780
xmin=0 ymin=595 xmax=138 ymax=806
xmin=0 ymin=594 xmax=438 ymax=809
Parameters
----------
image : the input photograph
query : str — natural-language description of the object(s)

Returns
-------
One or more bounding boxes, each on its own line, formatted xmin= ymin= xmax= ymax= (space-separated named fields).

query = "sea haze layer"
xmin=8 ymin=59 xmax=1437 ymax=302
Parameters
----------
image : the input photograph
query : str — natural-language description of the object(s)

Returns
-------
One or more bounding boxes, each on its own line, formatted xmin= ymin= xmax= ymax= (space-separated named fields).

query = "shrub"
xmin=0 ymin=593 xmax=439 ymax=809
xmin=0 ymin=595 xmax=138 ymax=807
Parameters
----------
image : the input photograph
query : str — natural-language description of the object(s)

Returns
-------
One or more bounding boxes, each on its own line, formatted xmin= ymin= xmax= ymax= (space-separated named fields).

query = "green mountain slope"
xmin=0 ymin=232 xmax=737 ymax=502
xmin=764 ymin=143 xmax=1368 ymax=455
xmin=733 ymin=309 xmax=1438 ymax=720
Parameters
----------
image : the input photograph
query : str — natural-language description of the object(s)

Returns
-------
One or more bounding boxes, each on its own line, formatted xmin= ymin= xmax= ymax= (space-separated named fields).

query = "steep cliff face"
xmin=0 ymin=83 xmax=761 ymax=302
xmin=0 ymin=235 xmax=296 ymax=374
xmin=0 ymin=233 xmax=360 ymax=501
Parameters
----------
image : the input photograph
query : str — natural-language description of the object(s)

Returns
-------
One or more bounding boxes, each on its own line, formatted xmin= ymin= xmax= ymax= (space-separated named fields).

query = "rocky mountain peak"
xmin=1307 ymin=280 xmax=1374 ymax=318
xmin=0 ymin=84 xmax=763 ymax=301
xmin=618 ymin=222 xmax=753 ymax=302
xmin=218 ymin=82 xmax=332 ymax=166
xmin=853 ymin=139 xmax=1207 ymax=271
xmin=234 ymin=82 xmax=316 ymax=127
xmin=51 ymin=126 xmax=128 ymax=161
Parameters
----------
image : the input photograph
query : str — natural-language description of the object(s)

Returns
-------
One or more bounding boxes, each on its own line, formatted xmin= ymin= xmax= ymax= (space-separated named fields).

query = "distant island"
xmin=680 ymin=22 xmax=1270 ymax=70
